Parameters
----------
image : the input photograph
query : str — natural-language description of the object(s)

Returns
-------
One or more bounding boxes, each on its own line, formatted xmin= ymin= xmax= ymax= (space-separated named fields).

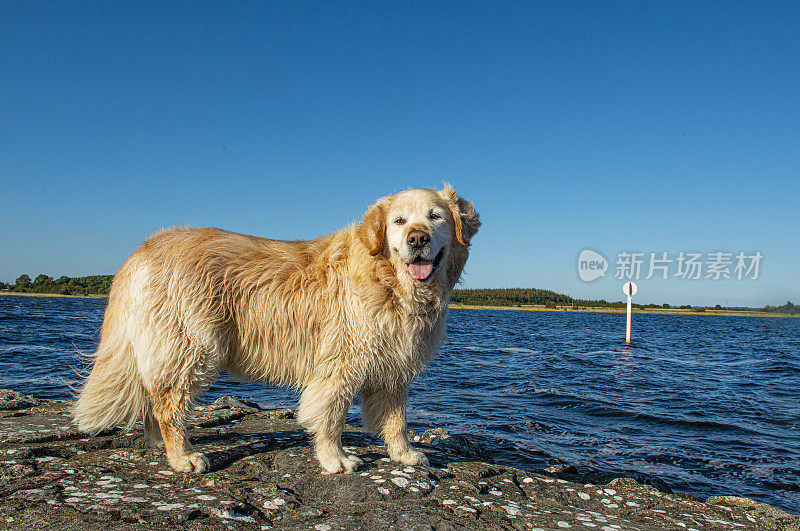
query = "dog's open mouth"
xmin=407 ymin=248 xmax=444 ymax=281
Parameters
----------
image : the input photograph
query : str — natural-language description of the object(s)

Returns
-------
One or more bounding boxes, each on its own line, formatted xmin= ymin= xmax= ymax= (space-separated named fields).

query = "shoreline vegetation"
xmin=448 ymin=303 xmax=795 ymax=317
xmin=1 ymin=275 xmax=798 ymax=317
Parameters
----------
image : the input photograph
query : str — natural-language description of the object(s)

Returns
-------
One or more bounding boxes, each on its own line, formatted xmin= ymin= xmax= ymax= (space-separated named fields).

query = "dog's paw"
xmin=169 ymin=452 xmax=210 ymax=474
xmin=341 ymin=453 xmax=364 ymax=473
xmin=390 ymin=447 xmax=429 ymax=467
xmin=318 ymin=451 xmax=363 ymax=474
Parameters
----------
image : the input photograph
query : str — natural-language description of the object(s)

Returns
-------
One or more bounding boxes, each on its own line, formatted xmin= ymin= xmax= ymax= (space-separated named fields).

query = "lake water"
xmin=1 ymin=295 xmax=798 ymax=512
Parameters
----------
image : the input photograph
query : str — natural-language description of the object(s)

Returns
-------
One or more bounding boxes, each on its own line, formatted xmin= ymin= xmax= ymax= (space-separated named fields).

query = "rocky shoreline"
xmin=0 ymin=389 xmax=796 ymax=530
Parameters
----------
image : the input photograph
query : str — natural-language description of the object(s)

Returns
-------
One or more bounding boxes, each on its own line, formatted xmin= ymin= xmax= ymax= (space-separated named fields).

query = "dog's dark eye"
xmin=430 ymin=212 xmax=442 ymax=220
xmin=394 ymin=217 xmax=406 ymax=225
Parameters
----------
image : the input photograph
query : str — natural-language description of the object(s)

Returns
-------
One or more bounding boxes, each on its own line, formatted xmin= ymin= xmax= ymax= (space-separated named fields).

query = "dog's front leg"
xmin=297 ymin=377 xmax=363 ymax=473
xmin=362 ymin=383 xmax=429 ymax=467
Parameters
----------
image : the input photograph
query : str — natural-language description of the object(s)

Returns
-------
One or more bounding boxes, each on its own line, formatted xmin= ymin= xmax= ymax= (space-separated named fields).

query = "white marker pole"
xmin=623 ymin=282 xmax=638 ymax=344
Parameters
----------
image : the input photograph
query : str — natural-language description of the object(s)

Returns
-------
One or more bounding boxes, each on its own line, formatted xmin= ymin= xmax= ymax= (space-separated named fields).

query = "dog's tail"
xmin=72 ymin=320 xmax=148 ymax=434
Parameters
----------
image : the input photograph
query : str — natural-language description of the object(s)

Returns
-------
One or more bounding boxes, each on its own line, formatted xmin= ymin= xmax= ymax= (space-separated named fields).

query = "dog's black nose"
xmin=406 ymin=230 xmax=430 ymax=249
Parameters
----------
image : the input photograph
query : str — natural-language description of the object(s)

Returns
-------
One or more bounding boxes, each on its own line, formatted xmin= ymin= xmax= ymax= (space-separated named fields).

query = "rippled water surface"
xmin=1 ymin=296 xmax=798 ymax=512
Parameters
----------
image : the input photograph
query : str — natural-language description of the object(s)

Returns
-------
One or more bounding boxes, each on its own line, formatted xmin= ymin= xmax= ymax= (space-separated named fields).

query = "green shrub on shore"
xmin=450 ymin=288 xmax=573 ymax=307
xmin=2 ymin=274 xmax=113 ymax=296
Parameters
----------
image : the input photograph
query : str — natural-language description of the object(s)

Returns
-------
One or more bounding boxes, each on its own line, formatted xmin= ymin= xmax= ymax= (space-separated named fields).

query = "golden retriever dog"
xmin=73 ymin=186 xmax=479 ymax=474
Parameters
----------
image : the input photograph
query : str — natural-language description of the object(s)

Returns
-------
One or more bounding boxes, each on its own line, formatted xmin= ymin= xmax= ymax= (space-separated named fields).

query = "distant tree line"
xmin=450 ymin=288 xmax=574 ymax=307
xmin=762 ymin=301 xmax=799 ymax=315
xmin=0 ymin=274 xmax=113 ymax=296
xmin=451 ymin=289 xmax=796 ymax=314
xmin=450 ymin=288 xmax=670 ymax=309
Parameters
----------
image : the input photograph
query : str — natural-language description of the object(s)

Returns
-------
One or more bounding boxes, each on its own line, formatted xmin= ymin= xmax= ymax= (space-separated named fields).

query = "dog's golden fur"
xmin=73 ymin=186 xmax=479 ymax=473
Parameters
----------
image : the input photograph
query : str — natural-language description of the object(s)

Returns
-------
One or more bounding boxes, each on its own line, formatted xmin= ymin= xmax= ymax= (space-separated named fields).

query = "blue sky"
xmin=1 ymin=2 xmax=798 ymax=307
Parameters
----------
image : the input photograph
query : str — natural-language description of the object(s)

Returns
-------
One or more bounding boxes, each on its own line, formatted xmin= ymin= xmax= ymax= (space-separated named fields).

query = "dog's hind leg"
xmin=362 ymin=383 xmax=429 ymax=467
xmin=150 ymin=385 xmax=210 ymax=473
xmin=298 ymin=376 xmax=363 ymax=473
xmin=143 ymin=407 xmax=164 ymax=448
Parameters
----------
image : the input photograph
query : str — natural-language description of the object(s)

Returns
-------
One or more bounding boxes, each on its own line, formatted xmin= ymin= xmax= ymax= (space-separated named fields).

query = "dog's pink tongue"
xmin=408 ymin=260 xmax=433 ymax=280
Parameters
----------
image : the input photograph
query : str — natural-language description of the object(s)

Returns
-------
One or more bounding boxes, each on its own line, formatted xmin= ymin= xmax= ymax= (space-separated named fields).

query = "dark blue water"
xmin=1 ymin=296 xmax=798 ymax=513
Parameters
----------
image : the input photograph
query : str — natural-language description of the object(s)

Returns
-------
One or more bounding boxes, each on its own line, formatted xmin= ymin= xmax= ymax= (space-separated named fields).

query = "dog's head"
xmin=358 ymin=185 xmax=480 ymax=290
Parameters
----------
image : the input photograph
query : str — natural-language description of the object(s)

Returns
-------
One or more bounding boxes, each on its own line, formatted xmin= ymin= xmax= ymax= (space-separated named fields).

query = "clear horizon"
xmin=2 ymin=3 xmax=798 ymax=307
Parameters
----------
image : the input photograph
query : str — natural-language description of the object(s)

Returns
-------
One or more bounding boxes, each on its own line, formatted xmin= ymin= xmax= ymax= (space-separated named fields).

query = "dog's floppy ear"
xmin=358 ymin=198 xmax=389 ymax=256
xmin=440 ymin=184 xmax=481 ymax=247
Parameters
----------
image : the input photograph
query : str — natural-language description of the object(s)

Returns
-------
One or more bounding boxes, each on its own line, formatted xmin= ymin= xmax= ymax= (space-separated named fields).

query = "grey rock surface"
xmin=0 ymin=389 xmax=796 ymax=530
